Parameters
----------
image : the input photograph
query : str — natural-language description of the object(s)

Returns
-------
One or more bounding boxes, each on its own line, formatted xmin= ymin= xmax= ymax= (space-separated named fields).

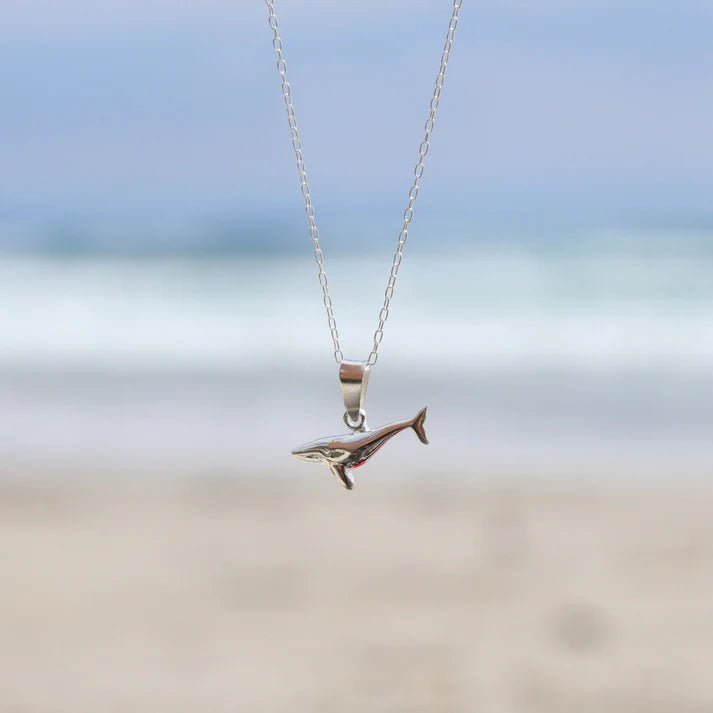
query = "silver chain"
xmin=265 ymin=0 xmax=462 ymax=365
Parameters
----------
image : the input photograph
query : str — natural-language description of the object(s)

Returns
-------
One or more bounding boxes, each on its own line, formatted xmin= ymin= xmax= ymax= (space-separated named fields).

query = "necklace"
xmin=265 ymin=0 xmax=462 ymax=489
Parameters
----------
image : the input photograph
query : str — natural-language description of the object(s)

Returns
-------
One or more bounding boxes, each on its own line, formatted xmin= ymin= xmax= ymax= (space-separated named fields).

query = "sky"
xmin=1 ymin=0 xmax=712 ymax=239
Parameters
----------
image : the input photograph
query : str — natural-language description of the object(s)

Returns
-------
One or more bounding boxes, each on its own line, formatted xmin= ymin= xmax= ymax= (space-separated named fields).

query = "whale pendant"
xmin=291 ymin=406 xmax=429 ymax=490
xmin=290 ymin=360 xmax=429 ymax=490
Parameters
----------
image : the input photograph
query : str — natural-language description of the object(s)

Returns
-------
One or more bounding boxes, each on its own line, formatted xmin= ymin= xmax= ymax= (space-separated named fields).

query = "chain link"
xmin=265 ymin=0 xmax=462 ymax=365
xmin=265 ymin=0 xmax=343 ymax=362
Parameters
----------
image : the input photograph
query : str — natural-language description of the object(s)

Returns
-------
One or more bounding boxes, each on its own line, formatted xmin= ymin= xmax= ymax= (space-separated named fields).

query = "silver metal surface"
xmin=292 ymin=406 xmax=429 ymax=490
xmin=339 ymin=360 xmax=370 ymax=429
xmin=343 ymin=409 xmax=366 ymax=431
xmin=265 ymin=0 xmax=462 ymax=365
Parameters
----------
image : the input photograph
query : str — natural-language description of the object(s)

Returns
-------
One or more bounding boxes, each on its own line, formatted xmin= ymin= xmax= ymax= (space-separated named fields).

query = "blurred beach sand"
xmin=1 ymin=480 xmax=712 ymax=712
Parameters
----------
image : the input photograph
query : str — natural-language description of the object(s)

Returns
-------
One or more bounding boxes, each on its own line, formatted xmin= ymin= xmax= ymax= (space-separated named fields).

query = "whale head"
xmin=291 ymin=439 xmax=348 ymax=466
xmin=291 ymin=439 xmax=354 ymax=489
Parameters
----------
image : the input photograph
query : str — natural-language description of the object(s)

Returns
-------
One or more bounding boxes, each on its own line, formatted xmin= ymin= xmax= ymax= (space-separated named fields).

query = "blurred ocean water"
xmin=1 ymin=234 xmax=712 ymax=480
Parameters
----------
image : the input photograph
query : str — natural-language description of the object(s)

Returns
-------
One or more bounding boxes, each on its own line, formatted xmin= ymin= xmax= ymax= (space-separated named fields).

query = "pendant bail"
xmin=339 ymin=360 xmax=370 ymax=430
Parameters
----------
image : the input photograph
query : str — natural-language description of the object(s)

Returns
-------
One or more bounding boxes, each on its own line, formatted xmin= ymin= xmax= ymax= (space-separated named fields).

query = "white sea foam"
xmin=0 ymin=248 xmax=711 ymax=371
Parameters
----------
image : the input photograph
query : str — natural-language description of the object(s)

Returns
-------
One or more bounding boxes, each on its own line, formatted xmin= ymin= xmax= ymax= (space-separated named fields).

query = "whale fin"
xmin=330 ymin=463 xmax=354 ymax=490
xmin=411 ymin=406 xmax=429 ymax=445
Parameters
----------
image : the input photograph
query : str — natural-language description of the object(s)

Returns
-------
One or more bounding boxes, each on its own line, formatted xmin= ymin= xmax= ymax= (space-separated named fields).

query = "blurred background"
xmin=1 ymin=1 xmax=712 ymax=711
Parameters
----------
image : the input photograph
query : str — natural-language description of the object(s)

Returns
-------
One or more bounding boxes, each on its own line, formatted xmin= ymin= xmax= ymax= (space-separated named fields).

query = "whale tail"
xmin=411 ymin=406 xmax=429 ymax=445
